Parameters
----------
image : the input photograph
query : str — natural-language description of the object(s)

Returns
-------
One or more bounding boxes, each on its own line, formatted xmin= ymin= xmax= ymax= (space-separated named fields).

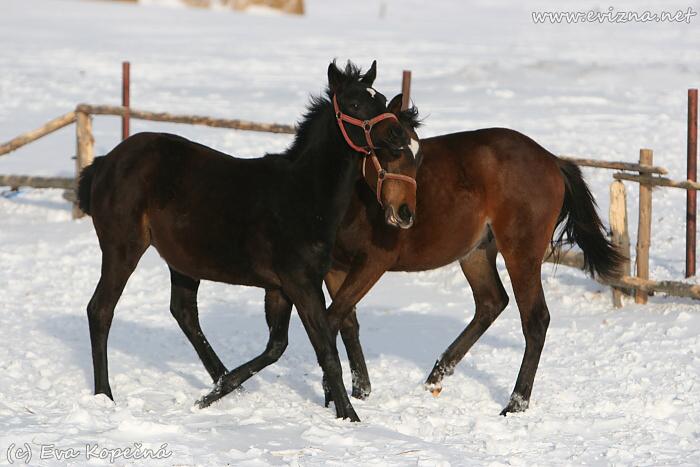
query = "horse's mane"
xmin=267 ymin=61 xmax=366 ymax=162
xmin=398 ymin=105 xmax=422 ymax=129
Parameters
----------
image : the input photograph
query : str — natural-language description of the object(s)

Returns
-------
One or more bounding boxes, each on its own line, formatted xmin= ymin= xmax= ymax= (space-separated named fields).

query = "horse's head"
xmin=328 ymin=61 xmax=419 ymax=229
xmin=328 ymin=59 xmax=388 ymax=125
xmin=363 ymin=93 xmax=421 ymax=229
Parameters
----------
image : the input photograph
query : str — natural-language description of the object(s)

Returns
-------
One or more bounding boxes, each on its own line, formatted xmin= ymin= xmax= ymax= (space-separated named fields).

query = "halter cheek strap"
xmin=361 ymin=152 xmax=417 ymax=205
xmin=333 ymin=95 xmax=417 ymax=206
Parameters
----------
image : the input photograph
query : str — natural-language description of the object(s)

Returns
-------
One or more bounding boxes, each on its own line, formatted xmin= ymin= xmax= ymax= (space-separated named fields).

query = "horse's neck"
xmin=293 ymin=133 xmax=359 ymax=235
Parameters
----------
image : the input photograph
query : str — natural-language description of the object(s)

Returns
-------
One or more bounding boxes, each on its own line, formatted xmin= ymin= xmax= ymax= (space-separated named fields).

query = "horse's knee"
xmin=86 ymin=297 xmax=112 ymax=329
xmin=86 ymin=299 xmax=97 ymax=319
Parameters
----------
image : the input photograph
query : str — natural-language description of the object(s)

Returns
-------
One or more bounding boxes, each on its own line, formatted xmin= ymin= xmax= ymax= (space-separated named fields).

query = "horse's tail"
xmin=552 ymin=158 xmax=626 ymax=281
xmin=77 ymin=156 xmax=106 ymax=216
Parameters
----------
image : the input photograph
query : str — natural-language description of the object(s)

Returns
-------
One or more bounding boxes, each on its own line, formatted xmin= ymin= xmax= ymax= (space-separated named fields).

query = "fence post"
xmin=72 ymin=110 xmax=94 ymax=219
xmin=687 ymin=88 xmax=697 ymax=277
xmin=401 ymin=70 xmax=411 ymax=111
xmin=610 ymin=180 xmax=631 ymax=307
xmin=122 ymin=61 xmax=131 ymax=141
xmin=635 ymin=149 xmax=653 ymax=304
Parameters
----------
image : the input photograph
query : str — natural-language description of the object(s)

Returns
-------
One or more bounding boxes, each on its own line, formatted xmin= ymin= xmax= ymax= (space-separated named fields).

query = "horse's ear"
xmin=360 ymin=60 xmax=377 ymax=85
xmin=388 ymin=93 xmax=403 ymax=114
xmin=328 ymin=61 xmax=344 ymax=93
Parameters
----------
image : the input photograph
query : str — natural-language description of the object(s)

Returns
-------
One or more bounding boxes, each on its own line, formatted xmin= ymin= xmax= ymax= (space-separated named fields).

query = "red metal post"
xmin=687 ymin=88 xmax=698 ymax=277
xmin=122 ymin=61 xmax=131 ymax=141
xmin=401 ymin=70 xmax=411 ymax=111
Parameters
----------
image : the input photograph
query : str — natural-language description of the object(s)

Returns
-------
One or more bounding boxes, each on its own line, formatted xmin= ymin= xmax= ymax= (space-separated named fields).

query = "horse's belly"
xmin=393 ymin=217 xmax=488 ymax=272
xmin=147 ymin=212 xmax=281 ymax=288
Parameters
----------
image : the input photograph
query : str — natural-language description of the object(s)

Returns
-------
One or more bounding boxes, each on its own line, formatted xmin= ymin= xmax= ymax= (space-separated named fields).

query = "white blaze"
xmin=366 ymin=87 xmax=377 ymax=98
xmin=409 ymin=138 xmax=420 ymax=156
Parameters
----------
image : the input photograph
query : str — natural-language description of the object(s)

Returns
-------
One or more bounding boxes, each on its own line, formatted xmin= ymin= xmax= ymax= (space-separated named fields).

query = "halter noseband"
xmin=332 ymin=95 xmax=417 ymax=205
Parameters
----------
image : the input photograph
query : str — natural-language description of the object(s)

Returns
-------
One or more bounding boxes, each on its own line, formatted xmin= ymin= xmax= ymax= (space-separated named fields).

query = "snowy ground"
xmin=1 ymin=0 xmax=700 ymax=465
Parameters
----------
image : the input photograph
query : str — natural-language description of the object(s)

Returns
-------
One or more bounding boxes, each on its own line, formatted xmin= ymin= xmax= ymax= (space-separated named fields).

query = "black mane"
xmin=284 ymin=94 xmax=333 ymax=160
xmin=268 ymin=61 xmax=367 ymax=162
xmin=399 ymin=105 xmax=422 ymax=129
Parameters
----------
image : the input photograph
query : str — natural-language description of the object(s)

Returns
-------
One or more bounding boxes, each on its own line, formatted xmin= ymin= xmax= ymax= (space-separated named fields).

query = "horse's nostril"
xmin=398 ymin=204 xmax=413 ymax=223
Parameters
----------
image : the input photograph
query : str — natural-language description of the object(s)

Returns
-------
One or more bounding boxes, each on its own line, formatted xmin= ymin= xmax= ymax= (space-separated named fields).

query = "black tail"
xmin=77 ymin=156 xmax=105 ymax=216
xmin=552 ymin=159 xmax=626 ymax=281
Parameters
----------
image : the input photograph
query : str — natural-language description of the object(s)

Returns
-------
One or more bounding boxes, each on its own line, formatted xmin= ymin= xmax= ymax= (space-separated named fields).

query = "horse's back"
xmin=86 ymin=132 xmax=285 ymax=285
xmin=423 ymin=127 xmax=563 ymax=203
xmin=91 ymin=132 xmax=278 ymax=214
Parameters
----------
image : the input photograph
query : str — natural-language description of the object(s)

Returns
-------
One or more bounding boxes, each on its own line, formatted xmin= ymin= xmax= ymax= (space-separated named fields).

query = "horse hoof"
xmin=195 ymin=394 xmax=217 ymax=409
xmin=424 ymin=382 xmax=442 ymax=397
xmin=500 ymin=394 xmax=529 ymax=416
xmin=351 ymin=385 xmax=371 ymax=400
xmin=337 ymin=406 xmax=361 ymax=422
xmin=196 ymin=386 xmax=225 ymax=409
xmin=94 ymin=388 xmax=114 ymax=401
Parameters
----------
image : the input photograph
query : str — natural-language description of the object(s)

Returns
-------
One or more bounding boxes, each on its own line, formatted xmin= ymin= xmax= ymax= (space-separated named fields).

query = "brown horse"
xmin=76 ymin=62 xmax=419 ymax=421
xmin=324 ymin=96 xmax=624 ymax=415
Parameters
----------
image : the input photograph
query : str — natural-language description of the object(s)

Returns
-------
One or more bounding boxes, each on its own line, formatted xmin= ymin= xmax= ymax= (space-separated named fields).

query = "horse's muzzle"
xmin=385 ymin=204 xmax=414 ymax=229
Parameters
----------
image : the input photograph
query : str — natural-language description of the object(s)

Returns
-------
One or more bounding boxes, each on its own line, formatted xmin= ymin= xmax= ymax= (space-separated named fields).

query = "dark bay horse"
xmin=76 ymin=61 xmax=419 ymax=421
xmin=324 ymin=95 xmax=624 ymax=415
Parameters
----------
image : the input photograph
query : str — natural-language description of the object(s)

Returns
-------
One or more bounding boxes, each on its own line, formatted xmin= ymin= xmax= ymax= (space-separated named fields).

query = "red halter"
xmin=332 ymin=95 xmax=417 ymax=205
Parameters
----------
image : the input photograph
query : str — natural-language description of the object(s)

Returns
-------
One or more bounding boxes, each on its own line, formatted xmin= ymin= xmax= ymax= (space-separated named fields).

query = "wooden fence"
xmin=545 ymin=148 xmax=700 ymax=306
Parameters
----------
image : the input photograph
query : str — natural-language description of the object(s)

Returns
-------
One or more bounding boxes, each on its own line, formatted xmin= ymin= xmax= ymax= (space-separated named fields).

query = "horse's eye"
xmin=351 ymin=103 xmax=359 ymax=110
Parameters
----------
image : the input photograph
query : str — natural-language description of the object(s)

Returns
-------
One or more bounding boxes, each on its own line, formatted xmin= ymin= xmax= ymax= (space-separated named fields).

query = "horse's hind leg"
xmin=425 ymin=236 xmax=509 ymax=395
xmin=87 ymin=239 xmax=147 ymax=399
xmin=196 ymin=289 xmax=292 ymax=408
xmin=169 ymin=268 xmax=227 ymax=382
xmin=498 ymin=251 xmax=550 ymax=416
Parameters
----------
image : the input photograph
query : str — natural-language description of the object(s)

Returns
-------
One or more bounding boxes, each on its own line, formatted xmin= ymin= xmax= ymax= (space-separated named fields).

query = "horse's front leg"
xmin=283 ymin=276 xmax=359 ymax=421
xmin=324 ymin=260 xmax=387 ymax=402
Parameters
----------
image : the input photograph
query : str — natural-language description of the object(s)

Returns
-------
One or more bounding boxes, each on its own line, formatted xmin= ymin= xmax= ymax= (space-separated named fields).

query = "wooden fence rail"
xmin=0 ymin=175 xmax=74 ymax=190
xmin=0 ymin=111 xmax=77 ymax=156
xmin=559 ymin=155 xmax=667 ymax=175
xmin=75 ymin=104 xmax=296 ymax=134
xmin=613 ymin=172 xmax=700 ymax=190
xmin=545 ymin=249 xmax=700 ymax=301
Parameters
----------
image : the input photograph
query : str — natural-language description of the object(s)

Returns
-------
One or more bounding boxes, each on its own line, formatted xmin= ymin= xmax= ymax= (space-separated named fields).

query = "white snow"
xmin=1 ymin=0 xmax=700 ymax=465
